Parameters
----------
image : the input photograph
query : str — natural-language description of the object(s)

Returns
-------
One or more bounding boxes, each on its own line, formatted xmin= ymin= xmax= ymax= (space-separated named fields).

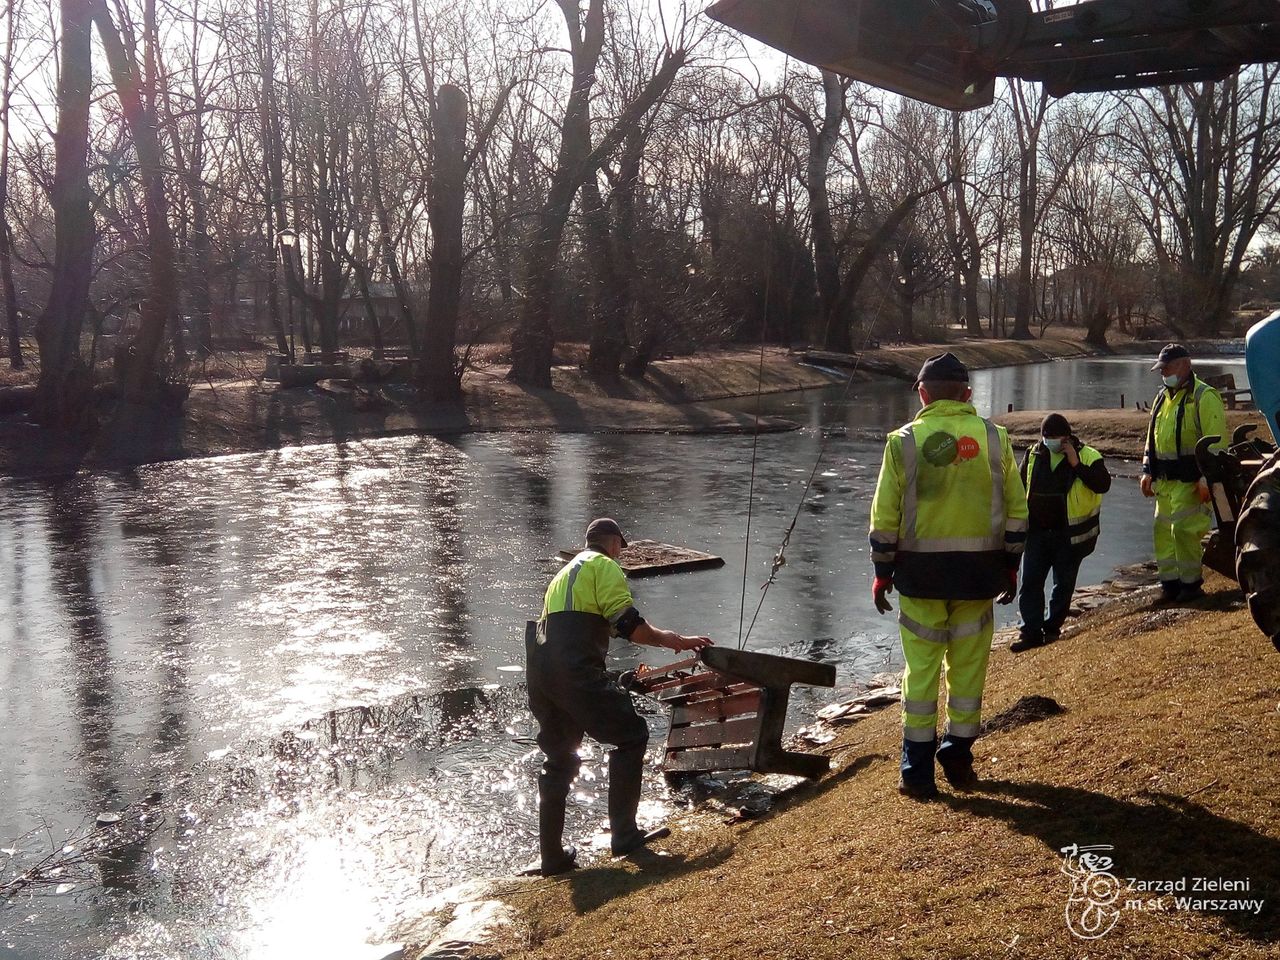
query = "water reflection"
xmin=0 ymin=358 xmax=1211 ymax=959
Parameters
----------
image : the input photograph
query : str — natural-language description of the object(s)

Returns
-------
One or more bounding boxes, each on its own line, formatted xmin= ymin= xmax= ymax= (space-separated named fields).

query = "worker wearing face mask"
xmin=1011 ymin=414 xmax=1112 ymax=651
xmin=1141 ymin=344 xmax=1227 ymax=602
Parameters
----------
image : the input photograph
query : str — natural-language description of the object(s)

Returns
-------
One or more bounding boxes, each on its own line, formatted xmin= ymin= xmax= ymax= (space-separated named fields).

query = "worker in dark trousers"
xmin=526 ymin=518 xmax=711 ymax=875
xmin=1012 ymin=414 xmax=1112 ymax=651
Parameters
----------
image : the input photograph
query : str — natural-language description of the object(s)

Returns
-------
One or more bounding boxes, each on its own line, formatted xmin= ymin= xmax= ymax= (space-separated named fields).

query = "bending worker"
xmin=869 ymin=353 xmax=1028 ymax=798
xmin=1141 ymin=344 xmax=1226 ymax=603
xmin=1012 ymin=413 xmax=1112 ymax=651
xmin=526 ymin=518 xmax=711 ymax=875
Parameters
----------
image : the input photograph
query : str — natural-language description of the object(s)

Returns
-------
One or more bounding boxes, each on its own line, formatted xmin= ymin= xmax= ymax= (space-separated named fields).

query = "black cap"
xmin=1151 ymin=343 xmax=1190 ymax=370
xmin=1041 ymin=413 xmax=1071 ymax=437
xmin=913 ymin=352 xmax=969 ymax=387
xmin=585 ymin=517 xmax=627 ymax=548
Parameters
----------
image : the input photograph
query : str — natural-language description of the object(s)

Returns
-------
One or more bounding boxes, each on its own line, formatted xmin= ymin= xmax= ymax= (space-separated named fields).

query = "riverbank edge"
xmin=857 ymin=336 xmax=1103 ymax=380
xmin=0 ymin=349 xmax=837 ymax=480
xmin=466 ymin=569 xmax=1278 ymax=960
xmin=0 ymin=337 xmax=1101 ymax=480
xmin=996 ymin=409 xmax=1275 ymax=461
xmin=4 ymin=335 xmax=1223 ymax=480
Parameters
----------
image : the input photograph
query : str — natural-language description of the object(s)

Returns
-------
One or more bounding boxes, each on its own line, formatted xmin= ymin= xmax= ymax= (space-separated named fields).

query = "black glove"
xmin=996 ymin=568 xmax=1018 ymax=605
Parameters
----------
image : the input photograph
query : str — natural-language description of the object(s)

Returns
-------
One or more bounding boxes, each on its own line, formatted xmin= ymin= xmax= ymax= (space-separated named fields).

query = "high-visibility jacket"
xmin=541 ymin=550 xmax=636 ymax=632
xmin=1143 ymin=375 xmax=1227 ymax=483
xmin=870 ymin=399 xmax=1029 ymax=600
xmin=1025 ymin=443 xmax=1107 ymax=554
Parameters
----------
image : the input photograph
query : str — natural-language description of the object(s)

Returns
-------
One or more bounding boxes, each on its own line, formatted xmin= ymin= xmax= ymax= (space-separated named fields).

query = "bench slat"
xmin=657 ymin=670 xmax=738 ymax=701
xmin=667 ymin=715 xmax=761 ymax=749
xmin=663 ymin=681 xmax=756 ymax=706
xmin=670 ymin=690 xmax=761 ymax=725
xmin=664 ymin=745 xmax=755 ymax=772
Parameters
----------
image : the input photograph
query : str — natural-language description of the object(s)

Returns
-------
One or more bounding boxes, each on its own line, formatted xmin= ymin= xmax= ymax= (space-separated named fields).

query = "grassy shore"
xmin=861 ymin=336 xmax=1099 ymax=380
xmin=482 ymin=572 xmax=1279 ymax=959
xmin=997 ymin=409 xmax=1275 ymax=460
xmin=0 ymin=348 xmax=835 ymax=477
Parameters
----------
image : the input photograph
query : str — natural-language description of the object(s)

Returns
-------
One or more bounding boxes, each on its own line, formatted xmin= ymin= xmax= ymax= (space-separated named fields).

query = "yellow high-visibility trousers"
xmin=897 ymin=595 xmax=994 ymax=742
xmin=1153 ymin=479 xmax=1212 ymax=586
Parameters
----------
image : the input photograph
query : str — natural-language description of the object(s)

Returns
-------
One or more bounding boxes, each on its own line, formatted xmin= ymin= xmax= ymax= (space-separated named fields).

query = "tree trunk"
xmin=0 ymin=1 xmax=22 ymax=369
xmin=258 ymin=0 xmax=290 ymax=357
xmin=33 ymin=0 xmax=95 ymax=430
xmin=350 ymin=260 xmax=385 ymax=355
xmin=509 ymin=0 xmax=686 ymax=387
xmin=420 ymin=84 xmax=467 ymax=400
xmin=1084 ymin=309 xmax=1112 ymax=347
xmin=831 ymin=184 xmax=948 ymax=335
xmin=92 ymin=0 xmax=184 ymax=407
xmin=808 ymin=72 xmax=845 ymax=352
xmin=583 ymin=176 xmax=627 ymax=377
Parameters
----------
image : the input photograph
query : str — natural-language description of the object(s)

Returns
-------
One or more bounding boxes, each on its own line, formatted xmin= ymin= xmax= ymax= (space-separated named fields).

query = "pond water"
xmin=0 ymin=356 xmax=1253 ymax=959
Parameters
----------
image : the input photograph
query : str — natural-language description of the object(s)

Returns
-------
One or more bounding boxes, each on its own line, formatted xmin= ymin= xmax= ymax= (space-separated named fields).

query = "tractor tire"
xmin=1236 ymin=450 xmax=1280 ymax=652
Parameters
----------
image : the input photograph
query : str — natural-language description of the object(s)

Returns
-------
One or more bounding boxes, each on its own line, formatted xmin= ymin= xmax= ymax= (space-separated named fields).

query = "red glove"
xmin=873 ymin=576 xmax=894 ymax=614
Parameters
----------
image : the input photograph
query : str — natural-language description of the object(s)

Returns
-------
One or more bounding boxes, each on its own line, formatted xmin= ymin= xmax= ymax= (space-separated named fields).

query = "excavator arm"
xmin=707 ymin=0 xmax=1280 ymax=110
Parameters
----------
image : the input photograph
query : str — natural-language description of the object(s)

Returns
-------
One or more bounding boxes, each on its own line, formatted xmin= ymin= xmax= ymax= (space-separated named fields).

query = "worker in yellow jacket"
xmin=870 ymin=353 xmax=1029 ymax=799
xmin=1012 ymin=413 xmax=1111 ymax=651
xmin=526 ymin=518 xmax=711 ymax=875
xmin=1141 ymin=344 xmax=1227 ymax=602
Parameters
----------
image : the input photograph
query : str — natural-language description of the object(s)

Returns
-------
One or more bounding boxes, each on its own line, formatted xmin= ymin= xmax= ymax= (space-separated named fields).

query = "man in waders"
xmin=1141 ymin=344 xmax=1227 ymax=603
xmin=526 ymin=518 xmax=712 ymax=875
xmin=869 ymin=353 xmax=1029 ymax=799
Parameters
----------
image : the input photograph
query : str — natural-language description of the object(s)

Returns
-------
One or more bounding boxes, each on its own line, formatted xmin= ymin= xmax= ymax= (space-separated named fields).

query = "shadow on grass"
xmin=563 ymin=753 xmax=889 ymax=916
xmin=946 ymin=779 xmax=1278 ymax=942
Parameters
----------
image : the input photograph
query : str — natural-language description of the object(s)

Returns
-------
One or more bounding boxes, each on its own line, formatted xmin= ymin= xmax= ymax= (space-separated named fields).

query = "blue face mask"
xmin=1162 ymin=373 xmax=1182 ymax=388
xmin=1043 ymin=438 xmax=1063 ymax=453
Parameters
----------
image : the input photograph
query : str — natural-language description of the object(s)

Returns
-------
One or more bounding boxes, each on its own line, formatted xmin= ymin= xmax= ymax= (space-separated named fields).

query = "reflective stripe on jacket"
xmin=1143 ymin=376 xmax=1226 ymax=482
xmin=1025 ymin=443 xmax=1106 ymax=551
xmin=541 ymin=550 xmax=636 ymax=631
xmin=869 ymin=399 xmax=1029 ymax=600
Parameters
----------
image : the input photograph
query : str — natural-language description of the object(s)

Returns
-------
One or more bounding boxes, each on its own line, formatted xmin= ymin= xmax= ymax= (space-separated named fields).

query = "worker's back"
xmin=872 ymin=398 xmax=1026 ymax=600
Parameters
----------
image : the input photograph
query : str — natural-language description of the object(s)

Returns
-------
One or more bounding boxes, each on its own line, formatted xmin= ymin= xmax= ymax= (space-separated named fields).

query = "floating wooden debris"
xmin=796 ymin=683 xmax=902 ymax=745
xmin=556 ymin=539 xmax=725 ymax=578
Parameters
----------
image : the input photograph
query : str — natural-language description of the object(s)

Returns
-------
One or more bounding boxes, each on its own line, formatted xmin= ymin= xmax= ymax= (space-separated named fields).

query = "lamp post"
xmin=278 ymin=229 xmax=299 ymax=362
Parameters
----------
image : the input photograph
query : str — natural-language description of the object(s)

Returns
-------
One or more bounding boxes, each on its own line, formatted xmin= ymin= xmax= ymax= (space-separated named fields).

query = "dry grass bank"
xmin=487 ymin=574 xmax=1279 ymax=960
xmin=0 ymin=349 xmax=834 ymax=477
xmin=997 ymin=409 xmax=1275 ymax=460
xmin=863 ymin=337 xmax=1098 ymax=380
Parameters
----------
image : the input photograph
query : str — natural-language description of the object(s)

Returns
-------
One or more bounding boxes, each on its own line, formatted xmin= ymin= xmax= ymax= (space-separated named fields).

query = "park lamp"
xmin=278 ymin=228 xmax=297 ymax=250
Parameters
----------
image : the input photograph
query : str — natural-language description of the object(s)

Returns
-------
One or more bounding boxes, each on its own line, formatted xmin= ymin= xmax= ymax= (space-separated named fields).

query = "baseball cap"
xmin=585 ymin=517 xmax=628 ymax=548
xmin=913 ymin=352 xmax=970 ymax=387
xmin=1151 ymin=343 xmax=1190 ymax=370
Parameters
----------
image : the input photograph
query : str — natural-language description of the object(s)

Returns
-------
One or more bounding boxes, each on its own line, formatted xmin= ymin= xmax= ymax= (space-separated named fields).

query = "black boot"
xmin=607 ymin=740 xmax=654 ymax=855
xmin=538 ymin=769 xmax=577 ymax=875
xmin=936 ymin=734 xmax=979 ymax=791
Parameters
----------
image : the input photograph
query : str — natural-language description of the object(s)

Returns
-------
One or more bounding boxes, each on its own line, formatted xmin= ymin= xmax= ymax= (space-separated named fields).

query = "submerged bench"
xmin=634 ymin=647 xmax=836 ymax=779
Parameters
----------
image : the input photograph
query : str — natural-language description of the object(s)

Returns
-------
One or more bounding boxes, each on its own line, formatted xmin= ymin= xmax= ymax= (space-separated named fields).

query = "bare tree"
xmin=1115 ymin=68 xmax=1280 ymax=336
xmin=33 ymin=0 xmax=95 ymax=429
xmin=0 ymin=0 xmax=24 ymax=369
xmin=507 ymin=0 xmax=691 ymax=388
xmin=90 ymin=0 xmax=183 ymax=407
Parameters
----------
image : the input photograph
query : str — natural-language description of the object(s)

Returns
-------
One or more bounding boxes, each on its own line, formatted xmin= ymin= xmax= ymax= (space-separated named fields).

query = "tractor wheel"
xmin=1236 ymin=450 xmax=1280 ymax=652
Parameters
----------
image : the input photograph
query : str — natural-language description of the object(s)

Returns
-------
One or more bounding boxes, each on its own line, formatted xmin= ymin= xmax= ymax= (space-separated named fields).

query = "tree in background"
xmin=1116 ymin=69 xmax=1280 ymax=337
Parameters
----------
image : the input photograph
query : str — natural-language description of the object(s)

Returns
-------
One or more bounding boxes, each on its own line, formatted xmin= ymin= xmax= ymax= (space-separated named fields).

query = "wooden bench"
xmin=1203 ymin=372 xmax=1254 ymax=410
xmin=634 ymin=647 xmax=836 ymax=779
